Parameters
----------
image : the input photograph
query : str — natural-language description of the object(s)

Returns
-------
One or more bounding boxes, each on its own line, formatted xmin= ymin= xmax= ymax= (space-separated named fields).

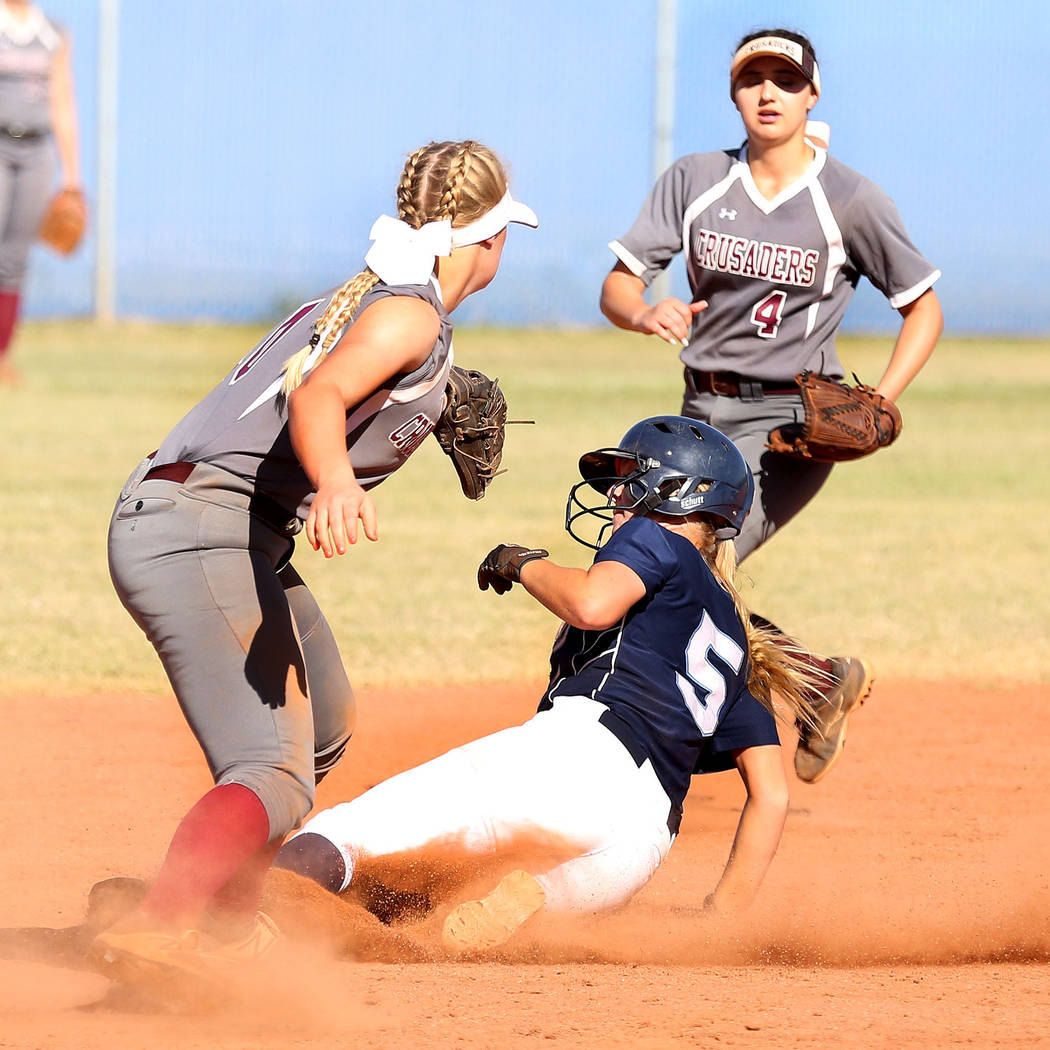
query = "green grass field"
xmin=1 ymin=321 xmax=1047 ymax=695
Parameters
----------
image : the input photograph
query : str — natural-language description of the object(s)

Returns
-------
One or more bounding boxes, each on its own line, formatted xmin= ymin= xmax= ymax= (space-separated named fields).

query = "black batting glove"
xmin=477 ymin=543 xmax=549 ymax=595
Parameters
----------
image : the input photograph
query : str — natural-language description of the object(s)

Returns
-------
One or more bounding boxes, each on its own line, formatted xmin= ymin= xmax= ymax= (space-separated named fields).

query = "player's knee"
xmin=307 ymin=663 xmax=357 ymax=785
xmin=314 ymin=729 xmax=352 ymax=785
xmin=273 ymin=832 xmax=347 ymax=894
xmin=219 ymin=764 xmax=314 ymax=840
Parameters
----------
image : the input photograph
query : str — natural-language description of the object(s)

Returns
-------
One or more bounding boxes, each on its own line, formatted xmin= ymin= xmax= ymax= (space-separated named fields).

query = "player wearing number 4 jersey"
xmin=601 ymin=28 xmax=944 ymax=783
xmin=275 ymin=417 xmax=822 ymax=952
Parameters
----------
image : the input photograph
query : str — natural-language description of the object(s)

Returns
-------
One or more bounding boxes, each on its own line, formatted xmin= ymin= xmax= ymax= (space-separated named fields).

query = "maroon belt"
xmin=143 ymin=459 xmax=195 ymax=484
xmin=688 ymin=369 xmax=799 ymax=399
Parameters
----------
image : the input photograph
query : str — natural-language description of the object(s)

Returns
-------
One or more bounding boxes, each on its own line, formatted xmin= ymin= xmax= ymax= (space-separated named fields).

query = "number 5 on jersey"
xmin=676 ymin=611 xmax=745 ymax=735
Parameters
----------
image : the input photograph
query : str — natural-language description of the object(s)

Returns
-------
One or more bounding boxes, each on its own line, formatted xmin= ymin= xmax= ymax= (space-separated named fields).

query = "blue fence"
xmin=26 ymin=1 xmax=1050 ymax=333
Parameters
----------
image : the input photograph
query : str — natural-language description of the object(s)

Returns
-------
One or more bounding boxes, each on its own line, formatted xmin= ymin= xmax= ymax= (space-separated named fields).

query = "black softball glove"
xmin=477 ymin=544 xmax=549 ymax=595
xmin=433 ymin=366 xmax=508 ymax=500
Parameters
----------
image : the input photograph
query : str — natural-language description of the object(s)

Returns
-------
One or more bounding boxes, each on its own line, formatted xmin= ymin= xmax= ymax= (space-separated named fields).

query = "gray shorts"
xmin=681 ymin=370 xmax=833 ymax=561
xmin=107 ymin=459 xmax=355 ymax=838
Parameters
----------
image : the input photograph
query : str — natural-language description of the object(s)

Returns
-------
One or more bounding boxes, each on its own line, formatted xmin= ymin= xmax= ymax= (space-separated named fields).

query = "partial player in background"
xmin=276 ymin=417 xmax=821 ymax=953
xmin=600 ymin=28 xmax=943 ymax=783
xmin=0 ymin=0 xmax=82 ymax=384
xmin=91 ymin=140 xmax=537 ymax=991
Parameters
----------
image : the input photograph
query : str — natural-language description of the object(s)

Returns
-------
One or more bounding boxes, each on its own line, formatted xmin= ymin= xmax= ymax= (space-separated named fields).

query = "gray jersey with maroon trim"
xmin=154 ymin=278 xmax=453 ymax=517
xmin=0 ymin=6 xmax=62 ymax=132
xmin=610 ymin=146 xmax=940 ymax=381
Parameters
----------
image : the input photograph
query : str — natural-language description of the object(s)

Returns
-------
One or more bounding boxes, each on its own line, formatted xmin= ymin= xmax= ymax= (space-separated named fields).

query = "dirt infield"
xmin=1 ymin=678 xmax=1048 ymax=1049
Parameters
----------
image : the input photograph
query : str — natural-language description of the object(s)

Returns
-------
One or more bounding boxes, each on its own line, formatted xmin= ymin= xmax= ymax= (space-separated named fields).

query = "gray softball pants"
xmin=108 ymin=459 xmax=356 ymax=840
xmin=681 ymin=370 xmax=833 ymax=561
xmin=0 ymin=134 xmax=54 ymax=290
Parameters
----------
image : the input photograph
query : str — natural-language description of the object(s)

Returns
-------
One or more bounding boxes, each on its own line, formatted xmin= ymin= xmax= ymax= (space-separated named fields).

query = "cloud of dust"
xmin=6 ymin=816 xmax=1046 ymax=1025
xmin=502 ymin=819 xmax=1050 ymax=967
xmin=262 ymin=822 xmax=1050 ymax=970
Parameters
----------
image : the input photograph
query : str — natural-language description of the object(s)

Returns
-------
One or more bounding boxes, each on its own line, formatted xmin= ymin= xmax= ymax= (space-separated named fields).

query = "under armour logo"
xmin=719 ymin=208 xmax=737 ymax=220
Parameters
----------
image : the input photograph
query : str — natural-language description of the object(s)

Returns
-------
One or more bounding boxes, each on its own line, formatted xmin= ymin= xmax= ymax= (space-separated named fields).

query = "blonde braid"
xmin=279 ymin=270 xmax=380 ymax=398
xmin=396 ymin=143 xmax=432 ymax=230
xmin=438 ymin=142 xmax=476 ymax=224
xmin=280 ymin=147 xmax=436 ymax=399
xmin=279 ymin=140 xmax=507 ymax=399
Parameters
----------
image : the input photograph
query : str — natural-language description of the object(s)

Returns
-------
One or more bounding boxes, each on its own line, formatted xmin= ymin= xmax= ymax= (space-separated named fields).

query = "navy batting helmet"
xmin=565 ymin=416 xmax=754 ymax=549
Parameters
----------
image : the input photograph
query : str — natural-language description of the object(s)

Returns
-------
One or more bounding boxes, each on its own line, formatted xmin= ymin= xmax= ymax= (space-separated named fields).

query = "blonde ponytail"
xmin=685 ymin=520 xmax=823 ymax=731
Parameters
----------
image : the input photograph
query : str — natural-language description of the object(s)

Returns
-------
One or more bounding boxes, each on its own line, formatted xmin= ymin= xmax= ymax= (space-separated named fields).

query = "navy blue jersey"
xmin=539 ymin=516 xmax=778 ymax=813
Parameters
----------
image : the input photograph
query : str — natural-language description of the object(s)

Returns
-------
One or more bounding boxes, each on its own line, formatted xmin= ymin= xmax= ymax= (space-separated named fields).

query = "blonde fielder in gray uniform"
xmin=601 ymin=28 xmax=943 ymax=784
xmin=0 ymin=0 xmax=80 ymax=384
xmin=92 ymin=140 xmax=537 ymax=990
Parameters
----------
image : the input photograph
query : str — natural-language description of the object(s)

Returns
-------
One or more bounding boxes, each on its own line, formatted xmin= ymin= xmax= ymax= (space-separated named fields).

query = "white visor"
xmin=364 ymin=191 xmax=538 ymax=286
xmin=451 ymin=190 xmax=539 ymax=247
xmin=730 ymin=35 xmax=821 ymax=98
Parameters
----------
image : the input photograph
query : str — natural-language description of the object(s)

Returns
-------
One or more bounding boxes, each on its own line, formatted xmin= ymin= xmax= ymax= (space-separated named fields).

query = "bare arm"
xmin=287 ymin=296 xmax=439 ymax=558
xmin=599 ymin=262 xmax=707 ymax=348
xmin=49 ymin=35 xmax=80 ymax=187
xmin=704 ymin=744 xmax=789 ymax=914
xmin=875 ymin=288 xmax=943 ymax=401
xmin=517 ymin=556 xmax=647 ymax=631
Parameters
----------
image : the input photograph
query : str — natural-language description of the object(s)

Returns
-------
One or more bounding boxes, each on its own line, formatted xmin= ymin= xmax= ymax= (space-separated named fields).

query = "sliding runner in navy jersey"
xmin=91 ymin=140 xmax=537 ymax=990
xmin=276 ymin=417 xmax=821 ymax=953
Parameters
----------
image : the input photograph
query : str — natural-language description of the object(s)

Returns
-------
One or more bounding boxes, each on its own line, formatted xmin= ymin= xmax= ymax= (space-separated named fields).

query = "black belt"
xmin=598 ymin=708 xmax=683 ymax=836
xmin=142 ymin=459 xmax=302 ymax=537
xmin=687 ymin=368 xmax=799 ymax=400
xmin=0 ymin=125 xmax=46 ymax=141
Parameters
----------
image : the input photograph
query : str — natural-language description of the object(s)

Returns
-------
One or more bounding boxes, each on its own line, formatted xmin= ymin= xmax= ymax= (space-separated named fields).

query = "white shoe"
xmin=442 ymin=870 xmax=546 ymax=953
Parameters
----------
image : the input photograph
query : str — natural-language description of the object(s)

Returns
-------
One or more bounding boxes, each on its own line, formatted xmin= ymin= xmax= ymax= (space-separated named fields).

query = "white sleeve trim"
xmin=608 ymin=240 xmax=647 ymax=278
xmin=889 ymin=270 xmax=941 ymax=310
xmin=805 ymin=180 xmax=847 ymax=338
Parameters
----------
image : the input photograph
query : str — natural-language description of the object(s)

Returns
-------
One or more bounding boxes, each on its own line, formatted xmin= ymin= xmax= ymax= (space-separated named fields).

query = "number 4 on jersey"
xmin=750 ymin=290 xmax=786 ymax=339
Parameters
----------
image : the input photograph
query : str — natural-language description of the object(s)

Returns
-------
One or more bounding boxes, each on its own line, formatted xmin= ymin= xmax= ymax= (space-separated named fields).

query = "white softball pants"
xmin=296 ymin=695 xmax=675 ymax=914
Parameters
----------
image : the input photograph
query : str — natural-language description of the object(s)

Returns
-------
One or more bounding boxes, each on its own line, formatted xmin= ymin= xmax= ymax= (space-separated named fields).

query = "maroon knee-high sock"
xmin=208 ymin=840 xmax=282 ymax=929
xmin=0 ymin=289 xmax=21 ymax=359
xmin=140 ymin=784 xmax=271 ymax=928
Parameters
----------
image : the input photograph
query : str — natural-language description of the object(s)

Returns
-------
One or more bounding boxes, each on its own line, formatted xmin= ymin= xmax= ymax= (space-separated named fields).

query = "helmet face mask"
xmin=564 ymin=417 xmax=754 ymax=550
xmin=565 ymin=451 xmax=654 ymax=550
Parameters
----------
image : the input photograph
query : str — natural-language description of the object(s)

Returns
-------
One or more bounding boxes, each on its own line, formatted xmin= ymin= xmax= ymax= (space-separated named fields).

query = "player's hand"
xmin=637 ymin=297 xmax=707 ymax=347
xmin=306 ymin=470 xmax=378 ymax=557
xmin=478 ymin=543 xmax=549 ymax=595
